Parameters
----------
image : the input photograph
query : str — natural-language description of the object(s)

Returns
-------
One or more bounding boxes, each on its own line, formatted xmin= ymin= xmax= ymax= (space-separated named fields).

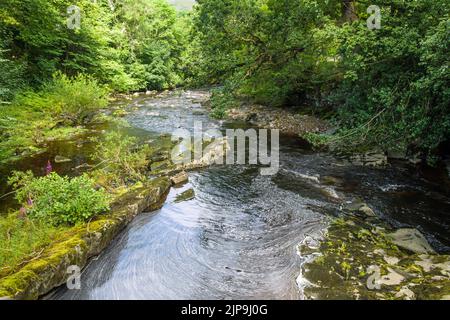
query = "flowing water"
xmin=4 ymin=90 xmax=449 ymax=300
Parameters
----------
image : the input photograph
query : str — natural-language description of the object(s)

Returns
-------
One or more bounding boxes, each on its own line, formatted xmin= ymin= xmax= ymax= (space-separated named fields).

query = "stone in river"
xmin=54 ymin=155 xmax=72 ymax=163
xmin=174 ymin=189 xmax=195 ymax=203
xmin=170 ymin=171 xmax=189 ymax=186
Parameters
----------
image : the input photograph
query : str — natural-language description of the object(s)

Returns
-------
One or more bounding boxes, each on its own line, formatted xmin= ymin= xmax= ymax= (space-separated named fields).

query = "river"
xmin=4 ymin=90 xmax=449 ymax=300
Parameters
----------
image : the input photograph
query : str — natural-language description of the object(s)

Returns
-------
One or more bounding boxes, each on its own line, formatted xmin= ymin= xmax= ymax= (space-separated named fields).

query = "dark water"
xmin=4 ymin=90 xmax=448 ymax=300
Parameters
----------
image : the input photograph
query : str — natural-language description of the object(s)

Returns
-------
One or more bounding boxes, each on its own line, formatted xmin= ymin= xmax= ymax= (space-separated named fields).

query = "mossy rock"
xmin=0 ymin=177 xmax=171 ymax=300
xmin=299 ymin=217 xmax=450 ymax=300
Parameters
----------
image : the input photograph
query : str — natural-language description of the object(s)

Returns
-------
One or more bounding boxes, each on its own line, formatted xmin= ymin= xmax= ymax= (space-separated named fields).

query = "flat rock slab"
xmin=171 ymin=171 xmax=189 ymax=186
xmin=387 ymin=228 xmax=436 ymax=254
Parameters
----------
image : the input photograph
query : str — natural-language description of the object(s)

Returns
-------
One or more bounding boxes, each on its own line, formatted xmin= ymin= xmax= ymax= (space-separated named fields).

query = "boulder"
xmin=54 ymin=155 xmax=72 ymax=163
xmin=350 ymin=152 xmax=387 ymax=167
xmin=174 ymin=188 xmax=195 ymax=203
xmin=379 ymin=267 xmax=405 ymax=286
xmin=359 ymin=205 xmax=376 ymax=217
xmin=170 ymin=171 xmax=189 ymax=186
xmin=387 ymin=228 xmax=436 ymax=254
xmin=345 ymin=200 xmax=376 ymax=217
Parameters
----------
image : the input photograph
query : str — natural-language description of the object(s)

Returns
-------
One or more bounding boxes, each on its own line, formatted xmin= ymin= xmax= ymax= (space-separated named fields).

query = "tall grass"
xmin=0 ymin=73 xmax=110 ymax=163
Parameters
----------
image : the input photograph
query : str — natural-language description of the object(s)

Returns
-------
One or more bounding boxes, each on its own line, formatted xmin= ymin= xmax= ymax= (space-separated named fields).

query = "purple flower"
xmin=27 ymin=196 xmax=33 ymax=206
xmin=46 ymin=160 xmax=53 ymax=175
xmin=19 ymin=207 xmax=27 ymax=218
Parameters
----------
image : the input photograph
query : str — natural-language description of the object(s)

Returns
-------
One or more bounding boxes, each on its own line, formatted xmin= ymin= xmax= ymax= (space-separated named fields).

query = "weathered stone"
xmin=384 ymin=255 xmax=400 ymax=265
xmin=299 ymin=217 xmax=450 ymax=300
xmin=387 ymin=229 xmax=436 ymax=254
xmin=345 ymin=201 xmax=376 ymax=217
xmin=350 ymin=152 xmax=387 ymax=167
xmin=359 ymin=205 xmax=376 ymax=217
xmin=174 ymin=189 xmax=195 ymax=203
xmin=321 ymin=176 xmax=342 ymax=186
xmin=408 ymin=155 xmax=422 ymax=165
xmin=395 ymin=286 xmax=416 ymax=300
xmin=0 ymin=177 xmax=171 ymax=300
xmin=171 ymin=171 xmax=189 ymax=186
xmin=54 ymin=155 xmax=72 ymax=163
xmin=387 ymin=150 xmax=407 ymax=160
xmin=227 ymin=104 xmax=330 ymax=136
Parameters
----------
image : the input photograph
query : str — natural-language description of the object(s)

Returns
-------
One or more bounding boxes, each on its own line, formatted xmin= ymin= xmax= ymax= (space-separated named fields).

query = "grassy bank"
xmin=0 ymin=73 xmax=109 ymax=164
xmin=0 ymin=119 xmax=166 ymax=280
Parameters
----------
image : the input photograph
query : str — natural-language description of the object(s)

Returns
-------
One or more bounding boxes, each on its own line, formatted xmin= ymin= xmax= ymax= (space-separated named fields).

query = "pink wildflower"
xmin=46 ymin=160 xmax=53 ymax=175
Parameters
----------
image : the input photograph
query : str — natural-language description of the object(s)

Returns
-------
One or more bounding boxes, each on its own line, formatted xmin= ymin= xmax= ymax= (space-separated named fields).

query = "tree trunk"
xmin=342 ymin=0 xmax=357 ymax=22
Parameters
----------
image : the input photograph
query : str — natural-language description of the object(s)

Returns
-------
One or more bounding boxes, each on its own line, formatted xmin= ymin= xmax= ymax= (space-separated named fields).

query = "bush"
xmin=13 ymin=72 xmax=109 ymax=125
xmin=0 ymin=44 xmax=25 ymax=102
xmin=42 ymin=72 xmax=109 ymax=124
xmin=8 ymin=171 xmax=110 ymax=226
xmin=209 ymin=87 xmax=240 ymax=119
xmin=0 ymin=72 xmax=109 ymax=163
xmin=90 ymin=132 xmax=151 ymax=188
xmin=330 ymin=2 xmax=449 ymax=162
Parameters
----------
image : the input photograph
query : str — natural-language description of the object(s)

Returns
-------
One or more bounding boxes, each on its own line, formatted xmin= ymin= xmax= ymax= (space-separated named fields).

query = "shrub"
xmin=8 ymin=171 xmax=110 ymax=226
xmin=209 ymin=87 xmax=240 ymax=119
xmin=90 ymin=132 xmax=151 ymax=188
xmin=42 ymin=72 xmax=109 ymax=124
xmin=330 ymin=2 xmax=449 ymax=162
xmin=0 ymin=72 xmax=110 ymax=163
xmin=13 ymin=72 xmax=109 ymax=125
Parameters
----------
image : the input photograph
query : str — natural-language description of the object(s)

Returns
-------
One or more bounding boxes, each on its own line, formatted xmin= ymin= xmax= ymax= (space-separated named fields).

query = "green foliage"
xmin=209 ymin=87 xmax=240 ymax=119
xmin=302 ymin=132 xmax=332 ymax=149
xmin=0 ymin=41 xmax=25 ymax=102
xmin=0 ymin=213 xmax=63 ymax=275
xmin=40 ymin=72 xmax=109 ymax=124
xmin=0 ymin=0 xmax=190 ymax=93
xmin=192 ymin=0 xmax=337 ymax=106
xmin=331 ymin=1 xmax=449 ymax=161
xmin=8 ymin=171 xmax=110 ymax=226
xmin=0 ymin=73 xmax=108 ymax=163
xmin=193 ymin=0 xmax=450 ymax=162
xmin=90 ymin=131 xmax=152 ymax=188
xmin=115 ymin=0 xmax=186 ymax=91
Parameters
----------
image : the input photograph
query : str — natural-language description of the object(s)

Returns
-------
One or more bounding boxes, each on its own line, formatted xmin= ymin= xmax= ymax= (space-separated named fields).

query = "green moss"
xmin=300 ymin=217 xmax=450 ymax=300
xmin=0 ymin=269 xmax=39 ymax=298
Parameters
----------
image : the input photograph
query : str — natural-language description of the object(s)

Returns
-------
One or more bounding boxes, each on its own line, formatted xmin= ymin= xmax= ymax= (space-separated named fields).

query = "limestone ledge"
xmin=0 ymin=177 xmax=171 ymax=300
xmin=297 ymin=217 xmax=450 ymax=300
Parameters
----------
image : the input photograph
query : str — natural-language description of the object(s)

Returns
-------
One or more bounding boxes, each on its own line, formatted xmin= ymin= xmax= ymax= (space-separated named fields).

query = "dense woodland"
xmin=0 ymin=0 xmax=449 ymax=163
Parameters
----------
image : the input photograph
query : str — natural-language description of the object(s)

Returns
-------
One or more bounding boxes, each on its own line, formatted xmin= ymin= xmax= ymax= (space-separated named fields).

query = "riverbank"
xmin=298 ymin=216 xmax=450 ymax=300
xmin=217 ymin=99 xmax=450 ymax=300
xmin=0 ymin=178 xmax=171 ymax=299
xmin=0 ymin=89 xmax=230 ymax=299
